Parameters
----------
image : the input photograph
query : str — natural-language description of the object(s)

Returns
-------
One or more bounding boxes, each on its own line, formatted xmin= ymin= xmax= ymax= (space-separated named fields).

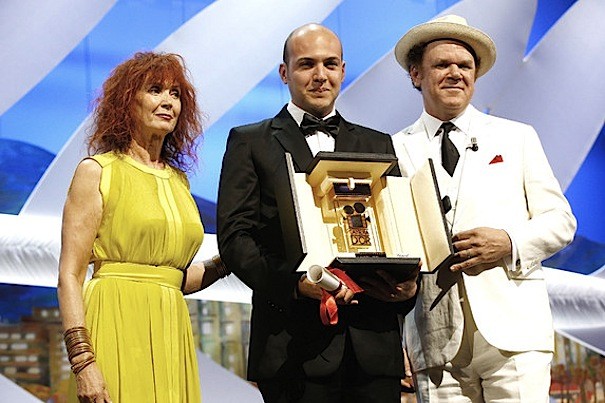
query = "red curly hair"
xmin=88 ymin=51 xmax=202 ymax=172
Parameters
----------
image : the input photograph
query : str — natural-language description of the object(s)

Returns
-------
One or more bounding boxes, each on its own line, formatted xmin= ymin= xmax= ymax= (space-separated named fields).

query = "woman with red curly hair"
xmin=57 ymin=52 xmax=228 ymax=402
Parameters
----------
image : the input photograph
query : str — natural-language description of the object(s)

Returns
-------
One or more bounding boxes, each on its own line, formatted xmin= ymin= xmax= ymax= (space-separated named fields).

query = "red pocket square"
xmin=489 ymin=155 xmax=503 ymax=164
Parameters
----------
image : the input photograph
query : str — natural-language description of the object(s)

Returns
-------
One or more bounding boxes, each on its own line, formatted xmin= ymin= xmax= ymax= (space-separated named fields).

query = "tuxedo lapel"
xmin=334 ymin=115 xmax=359 ymax=152
xmin=271 ymin=106 xmax=314 ymax=172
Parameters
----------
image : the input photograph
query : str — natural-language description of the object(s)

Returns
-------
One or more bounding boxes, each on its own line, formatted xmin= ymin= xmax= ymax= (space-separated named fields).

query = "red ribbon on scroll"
xmin=319 ymin=268 xmax=364 ymax=326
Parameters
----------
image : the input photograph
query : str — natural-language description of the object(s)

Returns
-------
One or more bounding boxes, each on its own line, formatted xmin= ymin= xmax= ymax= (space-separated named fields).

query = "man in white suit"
xmin=392 ymin=15 xmax=577 ymax=402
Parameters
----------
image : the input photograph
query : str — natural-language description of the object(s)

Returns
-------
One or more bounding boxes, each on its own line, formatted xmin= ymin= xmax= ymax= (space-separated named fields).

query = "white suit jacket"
xmin=393 ymin=105 xmax=576 ymax=371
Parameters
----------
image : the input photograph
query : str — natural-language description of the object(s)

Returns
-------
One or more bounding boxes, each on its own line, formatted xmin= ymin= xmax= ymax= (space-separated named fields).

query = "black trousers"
xmin=256 ymin=334 xmax=401 ymax=403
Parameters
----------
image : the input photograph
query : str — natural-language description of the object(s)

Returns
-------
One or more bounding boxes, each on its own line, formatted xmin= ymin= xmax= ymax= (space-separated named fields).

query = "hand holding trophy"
xmin=277 ymin=151 xmax=454 ymax=310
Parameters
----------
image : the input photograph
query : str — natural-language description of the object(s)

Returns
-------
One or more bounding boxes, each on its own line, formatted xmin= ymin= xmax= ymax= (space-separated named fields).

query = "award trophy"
xmin=276 ymin=151 xmax=455 ymax=280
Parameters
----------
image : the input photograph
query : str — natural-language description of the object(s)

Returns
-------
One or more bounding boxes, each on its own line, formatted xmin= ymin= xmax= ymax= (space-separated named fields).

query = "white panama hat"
xmin=394 ymin=14 xmax=496 ymax=78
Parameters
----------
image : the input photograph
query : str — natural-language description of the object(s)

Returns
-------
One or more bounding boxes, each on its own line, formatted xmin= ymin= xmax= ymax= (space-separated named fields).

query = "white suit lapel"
xmin=450 ymin=107 xmax=493 ymax=232
xmin=395 ymin=118 xmax=431 ymax=175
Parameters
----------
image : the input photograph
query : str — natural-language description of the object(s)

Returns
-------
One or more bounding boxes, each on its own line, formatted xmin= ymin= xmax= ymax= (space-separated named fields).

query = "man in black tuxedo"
xmin=217 ymin=23 xmax=418 ymax=403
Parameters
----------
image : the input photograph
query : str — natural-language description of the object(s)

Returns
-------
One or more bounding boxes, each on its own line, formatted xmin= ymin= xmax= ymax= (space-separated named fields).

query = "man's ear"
xmin=279 ymin=63 xmax=288 ymax=84
xmin=410 ymin=65 xmax=421 ymax=89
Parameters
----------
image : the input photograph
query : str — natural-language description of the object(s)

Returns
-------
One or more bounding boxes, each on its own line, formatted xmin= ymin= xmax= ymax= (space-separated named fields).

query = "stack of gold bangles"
xmin=211 ymin=255 xmax=230 ymax=278
xmin=64 ymin=326 xmax=96 ymax=376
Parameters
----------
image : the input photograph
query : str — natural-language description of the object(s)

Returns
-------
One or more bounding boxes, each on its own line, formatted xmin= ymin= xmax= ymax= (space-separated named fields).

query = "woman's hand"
xmin=76 ymin=362 xmax=111 ymax=403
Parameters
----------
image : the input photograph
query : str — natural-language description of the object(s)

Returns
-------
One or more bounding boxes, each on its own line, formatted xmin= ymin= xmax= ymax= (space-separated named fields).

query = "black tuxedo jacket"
xmin=217 ymin=106 xmax=410 ymax=381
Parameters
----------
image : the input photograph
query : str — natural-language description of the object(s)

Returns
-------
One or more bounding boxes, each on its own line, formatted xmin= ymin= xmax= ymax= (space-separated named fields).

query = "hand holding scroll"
xmin=300 ymin=265 xmax=364 ymax=325
xmin=299 ymin=265 xmax=358 ymax=305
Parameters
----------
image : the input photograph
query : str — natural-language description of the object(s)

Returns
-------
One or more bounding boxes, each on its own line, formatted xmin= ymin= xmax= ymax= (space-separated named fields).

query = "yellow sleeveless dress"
xmin=69 ymin=152 xmax=203 ymax=403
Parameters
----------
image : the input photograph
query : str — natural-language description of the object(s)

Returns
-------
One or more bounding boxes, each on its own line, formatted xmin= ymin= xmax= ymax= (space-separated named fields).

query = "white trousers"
xmin=415 ymin=287 xmax=553 ymax=402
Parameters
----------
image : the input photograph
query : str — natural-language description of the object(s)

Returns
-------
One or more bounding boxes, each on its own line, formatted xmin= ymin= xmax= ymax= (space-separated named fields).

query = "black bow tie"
xmin=300 ymin=113 xmax=340 ymax=137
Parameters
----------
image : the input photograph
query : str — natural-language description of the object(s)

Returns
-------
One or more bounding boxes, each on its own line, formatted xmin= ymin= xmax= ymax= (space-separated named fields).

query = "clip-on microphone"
xmin=467 ymin=137 xmax=479 ymax=152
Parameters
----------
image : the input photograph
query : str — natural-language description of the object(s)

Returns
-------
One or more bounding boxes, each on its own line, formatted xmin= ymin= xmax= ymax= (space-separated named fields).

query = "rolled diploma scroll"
xmin=307 ymin=265 xmax=343 ymax=292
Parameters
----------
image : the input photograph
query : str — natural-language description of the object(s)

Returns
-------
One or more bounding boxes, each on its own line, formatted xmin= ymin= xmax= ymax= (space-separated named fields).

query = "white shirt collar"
xmin=420 ymin=106 xmax=474 ymax=139
xmin=286 ymin=101 xmax=337 ymax=126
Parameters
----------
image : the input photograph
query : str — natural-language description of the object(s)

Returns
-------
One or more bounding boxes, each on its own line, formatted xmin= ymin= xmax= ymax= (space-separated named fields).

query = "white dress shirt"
xmin=418 ymin=109 xmax=472 ymax=229
xmin=287 ymin=102 xmax=336 ymax=155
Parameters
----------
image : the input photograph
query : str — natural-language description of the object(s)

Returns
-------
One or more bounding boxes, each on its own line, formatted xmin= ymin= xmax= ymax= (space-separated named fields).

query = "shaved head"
xmin=282 ymin=23 xmax=343 ymax=64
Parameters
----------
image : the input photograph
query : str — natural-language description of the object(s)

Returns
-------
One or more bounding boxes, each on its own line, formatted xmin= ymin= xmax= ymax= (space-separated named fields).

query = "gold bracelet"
xmin=64 ymin=326 xmax=95 ymax=366
xmin=64 ymin=326 xmax=87 ymax=337
xmin=64 ymin=328 xmax=91 ymax=344
xmin=68 ymin=343 xmax=94 ymax=362
xmin=65 ymin=334 xmax=92 ymax=349
xmin=71 ymin=355 xmax=96 ymax=375
xmin=212 ymin=255 xmax=230 ymax=278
